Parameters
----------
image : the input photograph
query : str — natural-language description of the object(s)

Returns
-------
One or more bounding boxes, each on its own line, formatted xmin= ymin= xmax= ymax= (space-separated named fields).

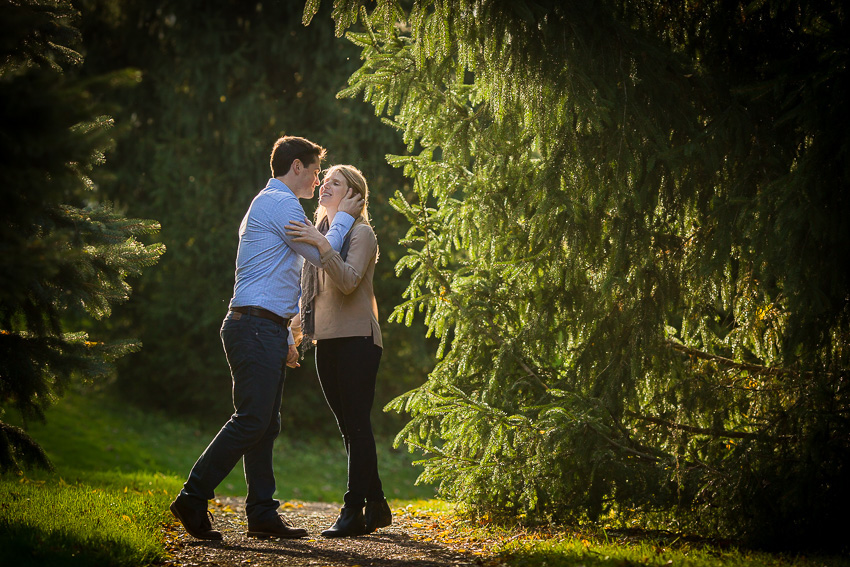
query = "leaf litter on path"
xmin=163 ymin=496 xmax=486 ymax=567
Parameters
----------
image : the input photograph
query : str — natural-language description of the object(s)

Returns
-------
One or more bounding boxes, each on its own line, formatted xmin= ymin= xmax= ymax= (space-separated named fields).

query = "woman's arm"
xmin=285 ymin=219 xmax=332 ymax=255
xmin=286 ymin=221 xmax=377 ymax=295
xmin=319 ymin=224 xmax=377 ymax=295
xmin=283 ymin=189 xmax=365 ymax=265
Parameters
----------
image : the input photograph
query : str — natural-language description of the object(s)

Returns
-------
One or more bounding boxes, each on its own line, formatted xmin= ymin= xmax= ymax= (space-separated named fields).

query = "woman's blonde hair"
xmin=315 ymin=164 xmax=370 ymax=226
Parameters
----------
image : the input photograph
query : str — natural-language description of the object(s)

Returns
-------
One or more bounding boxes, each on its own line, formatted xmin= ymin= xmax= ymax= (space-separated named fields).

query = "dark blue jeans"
xmin=179 ymin=311 xmax=287 ymax=522
xmin=315 ymin=336 xmax=384 ymax=508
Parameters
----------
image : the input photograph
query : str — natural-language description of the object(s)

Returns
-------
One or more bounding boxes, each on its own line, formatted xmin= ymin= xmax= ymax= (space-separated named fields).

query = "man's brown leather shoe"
xmin=246 ymin=514 xmax=308 ymax=539
xmin=170 ymin=498 xmax=222 ymax=540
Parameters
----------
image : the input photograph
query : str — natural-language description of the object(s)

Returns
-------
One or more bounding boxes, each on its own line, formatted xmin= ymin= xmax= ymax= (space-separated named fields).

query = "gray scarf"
xmin=299 ymin=216 xmax=355 ymax=354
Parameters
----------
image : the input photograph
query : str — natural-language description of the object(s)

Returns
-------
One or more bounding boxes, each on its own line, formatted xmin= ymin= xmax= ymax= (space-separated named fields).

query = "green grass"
xmin=2 ymin=387 xmax=435 ymax=502
xmin=495 ymin=533 xmax=850 ymax=567
xmin=401 ymin=502 xmax=850 ymax=567
xmin=0 ymin=471 xmax=178 ymax=567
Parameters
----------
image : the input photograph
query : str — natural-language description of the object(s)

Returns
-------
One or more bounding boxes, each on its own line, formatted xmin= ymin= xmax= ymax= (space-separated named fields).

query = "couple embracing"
xmin=170 ymin=136 xmax=391 ymax=540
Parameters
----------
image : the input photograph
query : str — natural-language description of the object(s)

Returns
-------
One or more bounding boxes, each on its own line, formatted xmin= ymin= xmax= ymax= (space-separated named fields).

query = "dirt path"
xmin=162 ymin=497 xmax=489 ymax=567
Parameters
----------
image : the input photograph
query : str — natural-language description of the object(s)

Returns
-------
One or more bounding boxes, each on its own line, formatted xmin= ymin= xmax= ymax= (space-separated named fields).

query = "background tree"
xmin=307 ymin=0 xmax=850 ymax=550
xmin=0 ymin=0 xmax=164 ymax=472
xmin=74 ymin=0 xmax=434 ymax=432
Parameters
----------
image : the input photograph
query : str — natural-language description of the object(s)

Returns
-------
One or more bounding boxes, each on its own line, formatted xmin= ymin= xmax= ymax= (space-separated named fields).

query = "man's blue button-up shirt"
xmin=229 ymin=178 xmax=354 ymax=319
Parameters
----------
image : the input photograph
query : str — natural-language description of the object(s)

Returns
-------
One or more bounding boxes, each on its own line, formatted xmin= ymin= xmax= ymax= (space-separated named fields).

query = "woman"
xmin=286 ymin=164 xmax=392 ymax=538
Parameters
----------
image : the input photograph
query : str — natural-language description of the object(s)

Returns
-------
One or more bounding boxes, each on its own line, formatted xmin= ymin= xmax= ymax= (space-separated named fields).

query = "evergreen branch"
xmin=594 ymin=419 xmax=731 ymax=473
xmin=665 ymin=339 xmax=823 ymax=378
xmin=446 ymin=292 xmax=550 ymax=392
xmin=487 ymin=330 xmax=549 ymax=391
xmin=435 ymin=291 xmax=551 ymax=392
xmin=360 ymin=5 xmax=382 ymax=55
xmin=589 ymin=425 xmax=662 ymax=464
xmin=0 ymin=421 xmax=53 ymax=472
xmin=406 ymin=439 xmax=482 ymax=467
xmin=625 ymin=410 xmax=785 ymax=441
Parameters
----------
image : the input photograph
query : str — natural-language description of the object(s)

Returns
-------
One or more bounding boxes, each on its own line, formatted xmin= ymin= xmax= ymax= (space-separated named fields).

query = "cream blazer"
xmin=292 ymin=221 xmax=382 ymax=348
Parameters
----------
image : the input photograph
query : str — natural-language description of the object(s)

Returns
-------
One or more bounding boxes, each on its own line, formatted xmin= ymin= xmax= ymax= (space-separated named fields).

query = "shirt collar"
xmin=266 ymin=177 xmax=294 ymax=195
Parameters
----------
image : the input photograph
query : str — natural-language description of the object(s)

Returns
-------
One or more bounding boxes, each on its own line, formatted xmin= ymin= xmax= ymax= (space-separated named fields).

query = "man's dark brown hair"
xmin=270 ymin=136 xmax=326 ymax=178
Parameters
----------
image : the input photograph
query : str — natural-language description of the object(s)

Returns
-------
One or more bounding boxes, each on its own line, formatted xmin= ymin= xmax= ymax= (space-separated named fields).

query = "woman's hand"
xmin=285 ymin=220 xmax=331 ymax=254
xmin=286 ymin=344 xmax=300 ymax=368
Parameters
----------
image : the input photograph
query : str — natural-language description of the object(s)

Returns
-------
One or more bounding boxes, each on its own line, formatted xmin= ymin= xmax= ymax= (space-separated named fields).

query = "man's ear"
xmin=292 ymin=159 xmax=302 ymax=175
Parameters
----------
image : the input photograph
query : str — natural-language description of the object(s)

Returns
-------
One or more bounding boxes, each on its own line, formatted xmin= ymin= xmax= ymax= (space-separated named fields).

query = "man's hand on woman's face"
xmin=338 ymin=188 xmax=365 ymax=217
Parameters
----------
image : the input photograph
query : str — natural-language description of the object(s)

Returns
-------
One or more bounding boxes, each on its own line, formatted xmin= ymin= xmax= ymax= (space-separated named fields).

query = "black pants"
xmin=315 ymin=335 xmax=384 ymax=507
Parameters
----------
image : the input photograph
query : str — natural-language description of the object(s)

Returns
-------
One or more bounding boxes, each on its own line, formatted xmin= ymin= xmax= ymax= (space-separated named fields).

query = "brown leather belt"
xmin=229 ymin=306 xmax=288 ymax=326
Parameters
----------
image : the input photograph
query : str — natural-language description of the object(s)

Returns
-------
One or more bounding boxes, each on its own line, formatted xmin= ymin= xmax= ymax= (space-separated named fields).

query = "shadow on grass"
xmin=0 ymin=524 xmax=157 ymax=567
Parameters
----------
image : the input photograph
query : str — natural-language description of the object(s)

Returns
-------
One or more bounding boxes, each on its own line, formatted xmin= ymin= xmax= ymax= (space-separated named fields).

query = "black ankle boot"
xmin=364 ymin=498 xmax=392 ymax=533
xmin=321 ymin=506 xmax=367 ymax=538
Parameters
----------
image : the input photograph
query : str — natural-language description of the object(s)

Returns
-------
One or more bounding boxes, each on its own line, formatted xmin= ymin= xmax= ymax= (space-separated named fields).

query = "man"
xmin=169 ymin=136 xmax=364 ymax=540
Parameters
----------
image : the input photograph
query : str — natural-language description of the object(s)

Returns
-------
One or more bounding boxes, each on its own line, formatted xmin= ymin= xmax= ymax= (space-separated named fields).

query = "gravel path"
xmin=162 ymin=497 xmax=487 ymax=567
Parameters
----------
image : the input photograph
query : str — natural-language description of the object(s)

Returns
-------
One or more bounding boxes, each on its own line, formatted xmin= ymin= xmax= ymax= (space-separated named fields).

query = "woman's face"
xmin=319 ymin=170 xmax=349 ymax=210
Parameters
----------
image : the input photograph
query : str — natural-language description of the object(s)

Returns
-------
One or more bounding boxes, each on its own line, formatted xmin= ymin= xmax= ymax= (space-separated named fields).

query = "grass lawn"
xmin=402 ymin=501 xmax=850 ymax=567
xmin=492 ymin=537 xmax=850 ymax=567
xmin=0 ymin=471 xmax=176 ymax=567
xmin=3 ymin=387 xmax=434 ymax=502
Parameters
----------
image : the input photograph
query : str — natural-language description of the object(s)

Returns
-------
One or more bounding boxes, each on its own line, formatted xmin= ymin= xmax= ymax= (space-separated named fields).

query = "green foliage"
xmin=0 ymin=0 xmax=164 ymax=473
xmin=319 ymin=0 xmax=850 ymax=551
xmin=75 ymin=0 xmax=433 ymax=429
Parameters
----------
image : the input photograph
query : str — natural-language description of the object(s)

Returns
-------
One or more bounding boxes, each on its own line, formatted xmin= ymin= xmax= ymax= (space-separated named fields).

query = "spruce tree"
xmin=0 ymin=0 xmax=164 ymax=472
xmin=307 ymin=0 xmax=850 ymax=549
